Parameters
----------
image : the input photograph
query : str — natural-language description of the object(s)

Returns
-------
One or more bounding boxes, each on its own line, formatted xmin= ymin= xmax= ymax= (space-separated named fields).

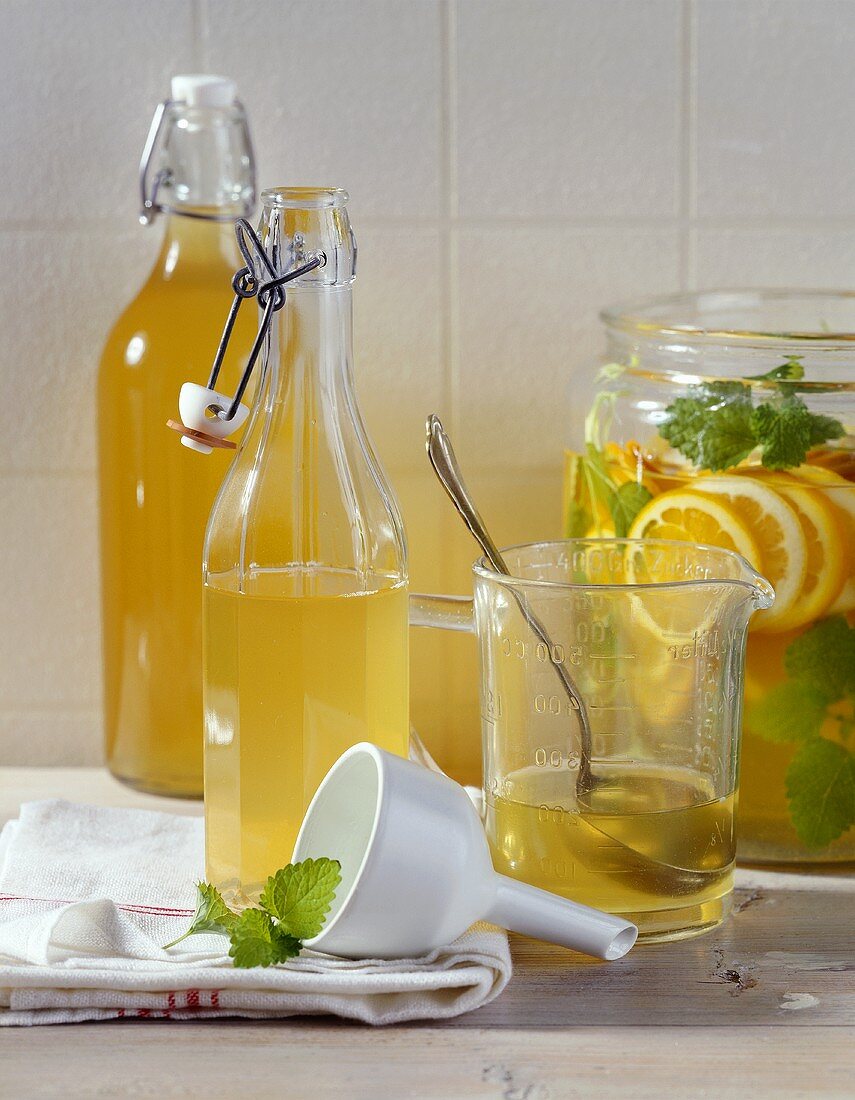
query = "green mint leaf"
xmin=660 ymin=384 xmax=753 ymax=470
xmin=752 ymin=398 xmax=813 ymax=470
xmin=259 ymin=857 xmax=342 ymax=940
xmin=660 ymin=372 xmax=843 ymax=472
xmin=746 ymin=680 xmax=832 ymax=743
xmin=785 ymin=616 xmax=855 ymax=702
xmin=785 ymin=738 xmax=855 ymax=849
xmin=696 ymin=402 xmax=757 ymax=471
xmin=228 ymin=909 xmax=302 ymax=968
xmin=752 ymin=395 xmax=844 ymax=470
xmin=162 ymin=882 xmax=237 ymax=950
xmin=565 ymin=499 xmax=593 ymax=538
xmin=659 ymin=397 xmax=707 ymax=464
xmin=806 ymin=412 xmax=846 ymax=448
xmin=608 ymin=480 xmax=652 ymax=538
xmin=747 ymin=357 xmax=805 ymax=383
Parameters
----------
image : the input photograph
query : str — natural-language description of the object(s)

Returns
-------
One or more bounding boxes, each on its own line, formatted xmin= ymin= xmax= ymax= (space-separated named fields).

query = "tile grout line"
xmin=10 ymin=214 xmax=855 ymax=233
xmin=679 ymin=0 xmax=698 ymax=290
xmin=440 ymin=0 xmax=459 ymax=428
xmin=439 ymin=0 xmax=463 ymax=601
xmin=195 ymin=0 xmax=208 ymax=68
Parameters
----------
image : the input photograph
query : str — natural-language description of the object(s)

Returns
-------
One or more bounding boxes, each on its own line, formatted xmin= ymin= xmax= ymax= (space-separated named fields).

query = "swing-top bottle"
xmin=98 ymin=75 xmax=256 ymax=797
xmin=202 ymin=188 xmax=410 ymax=903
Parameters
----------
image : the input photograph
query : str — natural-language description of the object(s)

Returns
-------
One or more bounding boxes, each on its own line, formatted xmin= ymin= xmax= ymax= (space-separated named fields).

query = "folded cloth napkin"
xmin=0 ymin=799 xmax=510 ymax=1026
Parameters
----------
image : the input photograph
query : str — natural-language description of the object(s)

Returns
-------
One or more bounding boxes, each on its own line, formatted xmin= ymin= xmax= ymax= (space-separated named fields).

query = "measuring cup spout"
xmin=747 ymin=568 xmax=775 ymax=612
xmin=728 ymin=555 xmax=775 ymax=616
xmin=485 ymin=875 xmax=637 ymax=961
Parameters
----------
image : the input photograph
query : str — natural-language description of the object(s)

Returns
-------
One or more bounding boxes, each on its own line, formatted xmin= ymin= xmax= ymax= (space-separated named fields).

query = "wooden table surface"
xmin=1 ymin=767 xmax=853 ymax=1099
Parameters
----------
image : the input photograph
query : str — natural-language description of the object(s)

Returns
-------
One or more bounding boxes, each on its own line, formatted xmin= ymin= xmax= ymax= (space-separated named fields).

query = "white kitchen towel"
xmin=0 ymin=800 xmax=510 ymax=1026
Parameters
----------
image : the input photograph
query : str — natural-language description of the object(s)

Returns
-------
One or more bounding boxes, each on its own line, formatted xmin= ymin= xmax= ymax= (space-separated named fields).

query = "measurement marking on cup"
xmin=590 ymin=653 xmax=637 ymax=660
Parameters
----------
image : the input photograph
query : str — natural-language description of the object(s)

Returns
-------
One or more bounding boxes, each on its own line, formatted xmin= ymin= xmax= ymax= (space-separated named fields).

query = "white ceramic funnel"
xmin=293 ymin=743 xmax=637 ymax=961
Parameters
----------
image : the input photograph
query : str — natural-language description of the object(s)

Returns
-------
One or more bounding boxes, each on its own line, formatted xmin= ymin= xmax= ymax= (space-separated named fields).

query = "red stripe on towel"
xmin=0 ymin=892 xmax=193 ymax=917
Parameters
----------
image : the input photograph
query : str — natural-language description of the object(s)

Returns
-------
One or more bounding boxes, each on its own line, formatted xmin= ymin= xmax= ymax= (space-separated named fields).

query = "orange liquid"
xmin=98 ymin=217 xmax=255 ymax=796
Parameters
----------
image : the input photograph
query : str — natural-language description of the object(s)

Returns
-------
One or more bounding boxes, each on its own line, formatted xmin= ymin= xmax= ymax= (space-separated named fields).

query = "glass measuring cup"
xmin=411 ymin=538 xmax=774 ymax=942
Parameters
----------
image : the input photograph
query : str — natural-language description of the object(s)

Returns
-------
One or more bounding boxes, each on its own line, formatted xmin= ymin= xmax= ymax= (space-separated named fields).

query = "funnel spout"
xmin=486 ymin=875 xmax=637 ymax=961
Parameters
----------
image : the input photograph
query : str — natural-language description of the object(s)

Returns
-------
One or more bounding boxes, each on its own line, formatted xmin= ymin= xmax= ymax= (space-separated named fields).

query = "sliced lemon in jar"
xmin=693 ymin=475 xmax=806 ymax=632
xmin=626 ymin=488 xmax=762 ymax=641
xmin=791 ymin=464 xmax=855 ymax=615
xmin=734 ymin=468 xmax=846 ymax=632
xmin=627 ymin=488 xmax=761 ymax=563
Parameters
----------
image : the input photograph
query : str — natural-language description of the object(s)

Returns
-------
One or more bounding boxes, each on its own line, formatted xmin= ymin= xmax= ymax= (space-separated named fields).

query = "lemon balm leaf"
xmin=806 ymin=412 xmax=846 ymax=448
xmin=162 ymin=882 xmax=237 ymax=949
xmin=229 ymin=909 xmax=301 ymax=968
xmin=696 ymin=404 xmax=757 ymax=471
xmin=786 ymin=739 xmax=855 ymax=849
xmin=753 ymin=399 xmax=814 ymax=470
xmin=747 ymin=357 xmax=805 ymax=383
xmin=659 ymin=368 xmax=844 ymax=472
xmin=609 ymin=481 xmax=652 ymax=538
xmin=260 ymin=857 xmax=342 ymax=940
xmin=565 ymin=499 xmax=593 ymax=538
xmin=747 ymin=681 xmax=832 ymax=743
xmin=785 ymin=616 xmax=855 ymax=701
xmin=661 ymin=384 xmax=755 ymax=470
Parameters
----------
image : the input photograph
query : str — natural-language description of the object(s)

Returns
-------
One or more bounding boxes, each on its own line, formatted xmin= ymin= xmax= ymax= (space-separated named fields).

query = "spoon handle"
xmin=425 ymin=414 xmax=595 ymax=796
xmin=426 ymin=415 xmax=508 ymax=576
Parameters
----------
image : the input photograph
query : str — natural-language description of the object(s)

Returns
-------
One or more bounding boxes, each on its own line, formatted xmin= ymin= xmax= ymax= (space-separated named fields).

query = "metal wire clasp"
xmin=203 ymin=219 xmax=325 ymax=422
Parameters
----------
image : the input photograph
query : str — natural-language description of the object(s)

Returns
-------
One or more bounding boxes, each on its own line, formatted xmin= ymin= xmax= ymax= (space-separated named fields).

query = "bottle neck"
xmin=147 ymin=101 xmax=254 ymax=223
xmin=152 ymin=214 xmax=242 ymax=279
xmin=258 ymin=286 xmax=355 ymax=417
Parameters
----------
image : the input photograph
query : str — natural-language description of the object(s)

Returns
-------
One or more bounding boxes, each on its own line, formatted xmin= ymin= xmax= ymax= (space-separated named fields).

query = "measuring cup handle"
xmin=409 ymin=593 xmax=474 ymax=634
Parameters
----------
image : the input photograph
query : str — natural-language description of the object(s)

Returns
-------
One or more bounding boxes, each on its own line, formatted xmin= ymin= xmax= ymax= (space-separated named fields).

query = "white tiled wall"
xmin=2 ymin=0 xmax=855 ymax=769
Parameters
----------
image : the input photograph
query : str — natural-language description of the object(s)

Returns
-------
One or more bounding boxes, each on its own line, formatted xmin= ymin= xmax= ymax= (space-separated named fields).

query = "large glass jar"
xmin=564 ymin=290 xmax=854 ymax=864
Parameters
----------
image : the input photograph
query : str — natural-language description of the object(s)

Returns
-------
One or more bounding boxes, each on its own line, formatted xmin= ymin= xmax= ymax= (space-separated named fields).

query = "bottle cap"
xmin=170 ymin=74 xmax=237 ymax=109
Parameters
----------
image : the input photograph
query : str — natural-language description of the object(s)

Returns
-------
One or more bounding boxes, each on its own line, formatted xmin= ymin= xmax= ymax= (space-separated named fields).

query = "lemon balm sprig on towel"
xmin=163 ymin=857 xmax=341 ymax=967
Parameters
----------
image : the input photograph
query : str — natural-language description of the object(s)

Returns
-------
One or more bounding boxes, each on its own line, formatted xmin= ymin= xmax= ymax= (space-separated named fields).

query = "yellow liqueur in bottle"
xmin=204 ymin=578 xmax=408 ymax=894
xmin=98 ymin=76 xmax=256 ymax=797
xmin=202 ymin=189 xmax=409 ymax=903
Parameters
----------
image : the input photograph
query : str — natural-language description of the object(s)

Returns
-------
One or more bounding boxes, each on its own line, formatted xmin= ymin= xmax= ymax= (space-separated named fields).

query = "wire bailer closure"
xmin=204 ymin=218 xmax=326 ymax=423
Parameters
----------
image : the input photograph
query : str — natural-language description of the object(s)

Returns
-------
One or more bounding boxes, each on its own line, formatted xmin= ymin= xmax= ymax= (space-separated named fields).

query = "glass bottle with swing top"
xmin=98 ymin=75 xmax=256 ymax=798
xmin=183 ymin=188 xmax=409 ymax=905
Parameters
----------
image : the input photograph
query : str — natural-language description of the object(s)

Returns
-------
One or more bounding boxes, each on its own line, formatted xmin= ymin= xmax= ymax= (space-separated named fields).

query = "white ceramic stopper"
xmin=171 ymin=74 xmax=236 ymax=109
xmin=177 ymin=382 xmax=250 ymax=454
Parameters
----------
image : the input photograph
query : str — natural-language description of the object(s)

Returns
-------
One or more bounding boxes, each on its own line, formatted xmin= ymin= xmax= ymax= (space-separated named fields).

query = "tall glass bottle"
xmin=98 ymin=76 xmax=256 ymax=796
xmin=203 ymin=188 xmax=409 ymax=903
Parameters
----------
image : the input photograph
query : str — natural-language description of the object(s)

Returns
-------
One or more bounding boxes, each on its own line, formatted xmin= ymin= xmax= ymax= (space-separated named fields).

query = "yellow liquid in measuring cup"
xmin=486 ymin=764 xmax=735 ymax=941
xmin=98 ymin=219 xmax=255 ymax=797
xmin=203 ymin=574 xmax=409 ymax=903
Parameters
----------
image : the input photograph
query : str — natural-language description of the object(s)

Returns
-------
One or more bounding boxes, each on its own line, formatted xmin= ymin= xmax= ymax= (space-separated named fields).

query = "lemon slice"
xmin=693 ymin=475 xmax=806 ymax=632
xmin=737 ymin=470 xmax=846 ymax=632
xmin=791 ymin=464 xmax=855 ymax=615
xmin=628 ymin=488 xmax=761 ymax=563
xmin=626 ymin=488 xmax=762 ymax=642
